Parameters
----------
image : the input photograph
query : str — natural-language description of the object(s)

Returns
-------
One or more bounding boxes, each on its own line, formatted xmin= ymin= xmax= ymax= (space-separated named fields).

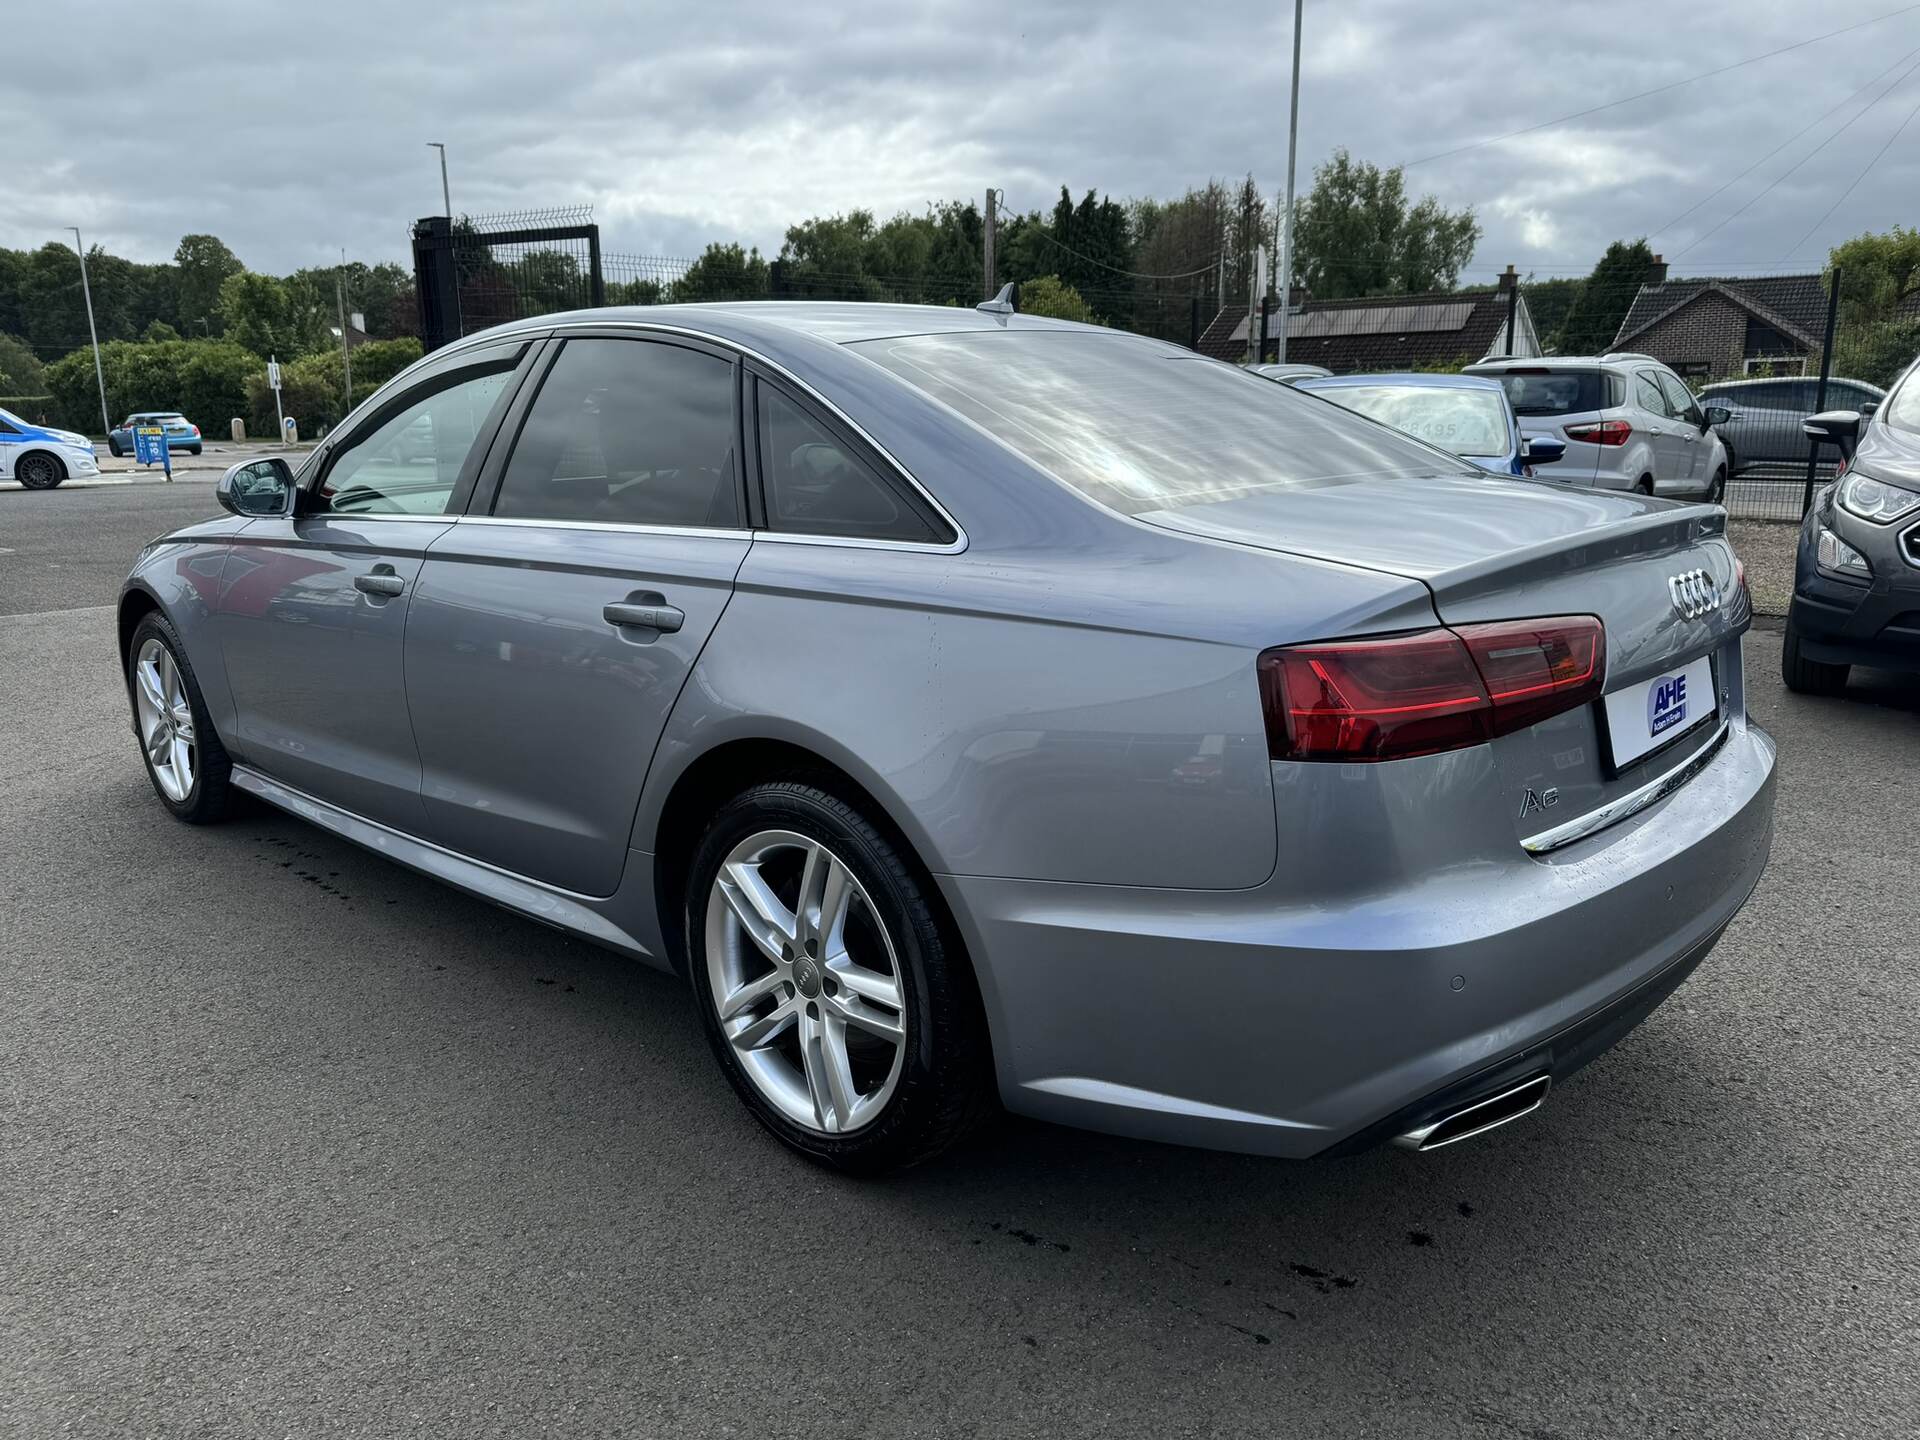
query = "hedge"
xmin=244 ymin=337 xmax=423 ymax=436
xmin=43 ymin=339 xmax=259 ymax=436
xmin=0 ymin=394 xmax=54 ymax=421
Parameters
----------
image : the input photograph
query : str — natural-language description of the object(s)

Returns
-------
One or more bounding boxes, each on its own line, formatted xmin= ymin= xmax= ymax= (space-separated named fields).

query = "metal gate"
xmin=411 ymin=206 xmax=605 ymax=352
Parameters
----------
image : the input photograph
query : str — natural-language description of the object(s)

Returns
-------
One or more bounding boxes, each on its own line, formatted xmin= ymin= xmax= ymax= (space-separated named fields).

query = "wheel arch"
xmin=15 ymin=447 xmax=69 ymax=484
xmin=117 ymin=584 xmax=165 ymax=672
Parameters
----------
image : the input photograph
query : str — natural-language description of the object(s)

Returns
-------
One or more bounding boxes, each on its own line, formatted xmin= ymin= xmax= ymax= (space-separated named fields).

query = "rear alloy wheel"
xmin=687 ymin=780 xmax=992 ymax=1172
xmin=108 ymin=437 xmax=124 ymax=457
xmin=1781 ymin=620 xmax=1849 ymax=696
xmin=127 ymin=614 xmax=236 ymax=822
xmin=15 ymin=451 xmax=65 ymax=490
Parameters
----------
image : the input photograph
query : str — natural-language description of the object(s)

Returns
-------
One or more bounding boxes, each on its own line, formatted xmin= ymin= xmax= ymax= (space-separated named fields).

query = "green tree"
xmin=1557 ymin=239 xmax=1655 ymax=355
xmin=173 ymin=234 xmax=242 ymax=336
xmin=1520 ymin=275 xmax=1584 ymax=351
xmin=1291 ymin=150 xmax=1480 ymax=299
xmin=42 ymin=338 xmax=257 ymax=434
xmin=1016 ymin=275 xmax=1097 ymax=324
xmin=1828 ymin=226 xmax=1920 ymax=325
xmin=669 ymin=243 xmax=771 ymax=303
xmin=143 ymin=320 xmax=181 ymax=343
xmin=0 ymin=331 xmax=46 ymax=393
xmin=217 ymin=271 xmax=328 ymax=358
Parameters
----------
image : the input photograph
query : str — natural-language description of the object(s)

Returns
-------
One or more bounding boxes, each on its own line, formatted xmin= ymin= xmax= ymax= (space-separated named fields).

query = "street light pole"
xmin=1274 ymin=0 xmax=1303 ymax=365
xmin=427 ymin=142 xmax=451 ymax=217
xmin=67 ymin=227 xmax=112 ymax=439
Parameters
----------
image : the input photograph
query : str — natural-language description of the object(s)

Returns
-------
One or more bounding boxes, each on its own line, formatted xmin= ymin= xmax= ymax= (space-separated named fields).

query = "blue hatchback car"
xmin=1295 ymin=372 xmax=1564 ymax=477
xmin=107 ymin=411 xmax=202 ymax=458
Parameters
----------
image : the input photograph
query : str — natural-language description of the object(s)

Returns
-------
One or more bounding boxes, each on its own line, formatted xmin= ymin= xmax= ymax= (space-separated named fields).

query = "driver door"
xmin=217 ymin=341 xmax=535 ymax=833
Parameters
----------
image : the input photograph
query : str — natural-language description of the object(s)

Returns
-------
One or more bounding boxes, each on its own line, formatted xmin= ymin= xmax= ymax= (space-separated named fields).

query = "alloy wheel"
xmin=132 ymin=637 xmax=197 ymax=803
xmin=704 ymin=829 xmax=908 ymax=1135
xmin=17 ymin=453 xmax=62 ymax=489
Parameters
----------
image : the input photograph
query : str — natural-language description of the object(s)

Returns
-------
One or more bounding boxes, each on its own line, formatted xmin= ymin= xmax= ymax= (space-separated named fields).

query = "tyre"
xmin=127 ymin=612 xmax=237 ymax=823
xmin=1781 ymin=618 xmax=1849 ymax=696
xmin=1706 ymin=466 xmax=1726 ymax=504
xmin=1634 ymin=475 xmax=1654 ymax=496
xmin=108 ymin=436 xmax=123 ymax=457
xmin=189 ymin=445 xmax=202 ymax=456
xmin=15 ymin=451 xmax=65 ymax=490
xmin=685 ymin=778 xmax=992 ymax=1173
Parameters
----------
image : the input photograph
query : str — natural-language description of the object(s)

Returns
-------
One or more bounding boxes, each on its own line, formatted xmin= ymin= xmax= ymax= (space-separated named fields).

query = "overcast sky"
xmin=8 ymin=0 xmax=1918 ymax=281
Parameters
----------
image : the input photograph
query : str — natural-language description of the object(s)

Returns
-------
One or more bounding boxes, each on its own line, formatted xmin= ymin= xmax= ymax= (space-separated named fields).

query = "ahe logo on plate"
xmin=1647 ymin=673 xmax=1688 ymax=736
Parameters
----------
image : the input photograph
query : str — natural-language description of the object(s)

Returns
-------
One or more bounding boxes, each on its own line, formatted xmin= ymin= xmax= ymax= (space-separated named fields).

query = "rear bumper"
xmin=940 ymin=718 xmax=1776 ymax=1159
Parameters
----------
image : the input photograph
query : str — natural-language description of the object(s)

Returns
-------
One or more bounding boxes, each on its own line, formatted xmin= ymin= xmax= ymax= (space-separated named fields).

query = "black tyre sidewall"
xmin=18 ymin=453 xmax=64 ymax=489
xmin=684 ymin=780 xmax=988 ymax=1173
xmin=1781 ymin=619 xmax=1848 ymax=696
xmin=127 ymin=612 xmax=233 ymax=823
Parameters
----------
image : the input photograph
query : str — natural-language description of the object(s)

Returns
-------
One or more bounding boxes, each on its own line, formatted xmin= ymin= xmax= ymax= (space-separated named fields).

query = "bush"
xmin=0 ymin=394 xmax=54 ymax=422
xmin=43 ymin=339 xmax=258 ymax=435
xmin=244 ymin=337 xmax=423 ymax=436
xmin=0 ymin=331 xmax=46 ymax=393
xmin=1017 ymin=275 xmax=1099 ymax=324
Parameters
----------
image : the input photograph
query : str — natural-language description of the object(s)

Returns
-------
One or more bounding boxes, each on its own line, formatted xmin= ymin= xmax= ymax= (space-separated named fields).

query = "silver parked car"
xmin=1698 ymin=375 xmax=1886 ymax=471
xmin=1467 ymin=353 xmax=1733 ymax=501
xmin=119 ymin=304 xmax=1777 ymax=1172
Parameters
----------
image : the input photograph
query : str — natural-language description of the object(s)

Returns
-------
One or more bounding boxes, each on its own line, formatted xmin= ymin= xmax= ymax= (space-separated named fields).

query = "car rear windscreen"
xmin=1486 ymin=370 xmax=1611 ymax=416
xmin=855 ymin=332 xmax=1476 ymax=516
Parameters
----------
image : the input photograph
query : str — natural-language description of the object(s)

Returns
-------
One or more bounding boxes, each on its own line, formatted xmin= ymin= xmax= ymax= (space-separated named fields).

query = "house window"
xmin=1742 ymin=356 xmax=1806 ymax=377
xmin=1672 ymin=361 xmax=1711 ymax=379
xmin=1743 ymin=317 xmax=1800 ymax=359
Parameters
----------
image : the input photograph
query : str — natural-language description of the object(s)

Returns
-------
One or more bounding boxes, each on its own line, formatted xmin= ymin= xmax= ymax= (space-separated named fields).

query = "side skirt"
xmin=230 ymin=764 xmax=666 ymax=964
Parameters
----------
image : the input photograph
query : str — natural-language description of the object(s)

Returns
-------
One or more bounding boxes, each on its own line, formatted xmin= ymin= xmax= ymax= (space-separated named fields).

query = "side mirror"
xmin=1802 ymin=409 xmax=1861 ymax=458
xmin=1522 ymin=437 xmax=1566 ymax=466
xmin=217 ymin=457 xmax=296 ymax=517
xmin=1703 ymin=404 xmax=1733 ymax=426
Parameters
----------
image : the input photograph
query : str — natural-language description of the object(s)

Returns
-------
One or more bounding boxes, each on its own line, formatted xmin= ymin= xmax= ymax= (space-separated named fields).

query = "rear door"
xmin=405 ymin=332 xmax=751 ymax=897
xmin=1634 ymin=369 xmax=1692 ymax=484
xmin=217 ymin=341 xmax=531 ymax=833
xmin=1656 ymin=372 xmax=1707 ymax=487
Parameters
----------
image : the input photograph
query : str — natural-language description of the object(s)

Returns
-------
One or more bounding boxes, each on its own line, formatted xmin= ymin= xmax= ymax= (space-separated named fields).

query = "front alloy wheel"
xmin=127 ymin=613 xmax=235 ymax=823
xmin=15 ymin=452 xmax=64 ymax=489
xmin=706 ymin=829 xmax=908 ymax=1135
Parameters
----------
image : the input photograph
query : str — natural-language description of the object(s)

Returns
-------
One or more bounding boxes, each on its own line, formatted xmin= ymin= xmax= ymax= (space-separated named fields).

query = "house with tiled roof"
xmin=1195 ymin=265 xmax=1540 ymax=372
xmin=1608 ymin=260 xmax=1831 ymax=380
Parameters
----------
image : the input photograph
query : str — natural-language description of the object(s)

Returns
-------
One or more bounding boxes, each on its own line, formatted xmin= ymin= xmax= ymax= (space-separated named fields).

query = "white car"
xmin=0 ymin=406 xmax=100 ymax=490
xmin=1466 ymin=353 xmax=1733 ymax=502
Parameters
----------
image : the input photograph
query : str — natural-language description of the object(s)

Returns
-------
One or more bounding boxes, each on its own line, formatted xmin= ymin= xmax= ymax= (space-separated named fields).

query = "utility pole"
xmin=335 ymin=249 xmax=354 ymax=415
xmin=67 ymin=228 xmax=111 ymax=439
xmin=428 ymin=142 xmax=452 ymax=217
xmin=1247 ymin=243 xmax=1266 ymax=366
xmin=983 ymin=188 xmax=1000 ymax=300
xmin=1274 ymin=0 xmax=1303 ymax=365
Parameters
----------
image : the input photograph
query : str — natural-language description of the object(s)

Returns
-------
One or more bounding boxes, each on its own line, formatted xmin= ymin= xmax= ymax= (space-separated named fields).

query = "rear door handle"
xmin=354 ymin=569 xmax=406 ymax=597
xmin=604 ymin=600 xmax=684 ymax=633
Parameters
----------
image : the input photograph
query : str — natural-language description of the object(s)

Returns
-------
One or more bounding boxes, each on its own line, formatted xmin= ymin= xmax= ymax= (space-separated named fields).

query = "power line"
xmin=1648 ymin=43 xmax=1920 ymax=241
xmin=1401 ymin=4 xmax=1920 ymax=169
xmin=1784 ymin=75 xmax=1920 ymax=257
xmin=1672 ymin=47 xmax=1920 ymax=259
xmin=1030 ymin=229 xmax=1219 ymax=281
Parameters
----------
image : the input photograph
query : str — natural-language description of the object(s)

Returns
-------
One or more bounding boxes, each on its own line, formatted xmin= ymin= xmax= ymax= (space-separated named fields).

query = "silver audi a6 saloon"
xmin=120 ymin=304 xmax=1777 ymax=1172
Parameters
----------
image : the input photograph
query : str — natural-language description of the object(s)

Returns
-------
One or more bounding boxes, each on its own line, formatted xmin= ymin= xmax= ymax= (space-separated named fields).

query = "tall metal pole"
xmin=67 ymin=227 xmax=111 ymax=438
xmin=983 ymin=188 xmax=999 ymax=300
xmin=1801 ymin=266 xmax=1843 ymax=518
xmin=1275 ymin=0 xmax=1304 ymax=365
xmin=339 ymin=248 xmax=354 ymax=399
xmin=428 ymin=142 xmax=451 ymax=217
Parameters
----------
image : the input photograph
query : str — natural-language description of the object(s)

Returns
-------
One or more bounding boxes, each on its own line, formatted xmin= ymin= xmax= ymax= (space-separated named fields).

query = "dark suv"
xmin=1783 ymin=357 xmax=1920 ymax=693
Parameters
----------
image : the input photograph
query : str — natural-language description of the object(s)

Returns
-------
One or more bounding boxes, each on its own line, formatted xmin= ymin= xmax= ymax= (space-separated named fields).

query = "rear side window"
xmin=756 ymin=383 xmax=938 ymax=543
xmin=1486 ymin=369 xmax=1611 ymax=416
xmin=493 ymin=338 xmax=740 ymax=529
xmin=858 ymin=333 xmax=1476 ymax=517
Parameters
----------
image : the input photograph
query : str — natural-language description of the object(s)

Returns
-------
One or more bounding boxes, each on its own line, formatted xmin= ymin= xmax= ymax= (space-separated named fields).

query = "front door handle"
xmin=354 ymin=568 xmax=406 ymax=597
xmin=604 ymin=600 xmax=684 ymax=633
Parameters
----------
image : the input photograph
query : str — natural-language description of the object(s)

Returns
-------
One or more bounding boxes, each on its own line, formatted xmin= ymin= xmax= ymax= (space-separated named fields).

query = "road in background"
xmin=3 ymin=485 xmax=1915 ymax=1438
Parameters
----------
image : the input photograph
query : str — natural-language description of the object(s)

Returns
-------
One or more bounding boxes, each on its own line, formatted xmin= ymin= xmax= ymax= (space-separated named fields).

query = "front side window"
xmin=1657 ymin=373 xmax=1701 ymax=424
xmin=858 ymin=334 xmax=1475 ymax=517
xmin=493 ymin=338 xmax=739 ymax=529
xmin=320 ymin=359 xmax=518 ymax=515
xmin=1309 ymin=384 xmax=1510 ymax=458
xmin=757 ymin=384 xmax=936 ymax=542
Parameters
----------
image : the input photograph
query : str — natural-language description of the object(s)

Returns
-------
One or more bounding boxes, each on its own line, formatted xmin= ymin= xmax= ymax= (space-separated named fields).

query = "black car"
xmin=1782 ymin=356 xmax=1920 ymax=694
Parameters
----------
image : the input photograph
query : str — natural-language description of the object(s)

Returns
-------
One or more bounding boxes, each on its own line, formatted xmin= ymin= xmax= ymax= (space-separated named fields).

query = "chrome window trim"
xmin=450 ymin=514 xmax=752 ymax=543
xmin=538 ymin=319 xmax=968 ymax=553
xmin=1521 ymin=719 xmax=1733 ymax=856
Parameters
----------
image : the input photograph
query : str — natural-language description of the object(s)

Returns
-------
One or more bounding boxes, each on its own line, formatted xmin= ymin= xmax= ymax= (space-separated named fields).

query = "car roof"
xmin=1701 ymin=375 xmax=1882 ymax=394
xmin=461 ymin=301 xmax=1103 ymax=350
xmin=1298 ymin=372 xmax=1504 ymax=392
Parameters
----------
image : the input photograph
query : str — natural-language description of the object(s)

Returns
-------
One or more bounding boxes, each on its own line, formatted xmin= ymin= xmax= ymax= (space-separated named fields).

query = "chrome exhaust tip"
xmin=1393 ymin=1074 xmax=1551 ymax=1152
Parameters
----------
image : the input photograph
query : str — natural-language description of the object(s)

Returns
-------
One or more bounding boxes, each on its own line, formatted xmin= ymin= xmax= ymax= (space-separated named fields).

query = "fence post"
xmin=1190 ymin=296 xmax=1202 ymax=352
xmin=1801 ymin=266 xmax=1843 ymax=518
xmin=411 ymin=216 xmax=460 ymax=353
xmin=587 ymin=226 xmax=606 ymax=307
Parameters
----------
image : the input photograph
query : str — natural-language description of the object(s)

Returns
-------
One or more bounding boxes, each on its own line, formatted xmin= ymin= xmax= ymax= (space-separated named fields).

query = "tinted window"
xmin=859 ymin=335 xmax=1475 ymax=517
xmin=1308 ymin=384 xmax=1509 ymax=457
xmin=1634 ymin=373 xmax=1670 ymax=416
xmin=321 ymin=360 xmax=517 ymax=515
xmin=757 ymin=385 xmax=935 ymax=542
xmin=1483 ymin=369 xmax=1610 ymax=416
xmin=494 ymin=339 xmax=739 ymax=528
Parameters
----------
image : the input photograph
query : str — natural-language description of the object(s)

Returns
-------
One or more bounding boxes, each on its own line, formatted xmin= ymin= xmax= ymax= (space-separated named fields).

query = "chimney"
xmin=1648 ymin=253 xmax=1668 ymax=285
xmin=1497 ymin=263 xmax=1518 ymax=292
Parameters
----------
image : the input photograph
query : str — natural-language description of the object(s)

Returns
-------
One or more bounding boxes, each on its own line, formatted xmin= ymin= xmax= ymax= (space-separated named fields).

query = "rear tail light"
xmin=1259 ymin=617 xmax=1605 ymax=762
xmin=1564 ymin=419 xmax=1631 ymax=447
xmin=189 ymin=424 xmax=201 ymax=436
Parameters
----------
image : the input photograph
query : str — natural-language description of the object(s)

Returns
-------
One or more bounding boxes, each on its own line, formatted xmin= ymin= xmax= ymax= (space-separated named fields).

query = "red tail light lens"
xmin=1565 ymin=419 xmax=1631 ymax=447
xmin=1260 ymin=617 xmax=1606 ymax=762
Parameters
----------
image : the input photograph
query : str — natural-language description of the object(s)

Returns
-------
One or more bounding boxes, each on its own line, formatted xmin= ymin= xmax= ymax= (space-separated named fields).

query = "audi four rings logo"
xmin=1668 ymin=568 xmax=1720 ymax=620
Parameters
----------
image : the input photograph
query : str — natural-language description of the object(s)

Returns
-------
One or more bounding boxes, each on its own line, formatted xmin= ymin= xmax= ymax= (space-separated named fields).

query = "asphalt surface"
xmin=3 ymin=486 xmax=1917 ymax=1438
